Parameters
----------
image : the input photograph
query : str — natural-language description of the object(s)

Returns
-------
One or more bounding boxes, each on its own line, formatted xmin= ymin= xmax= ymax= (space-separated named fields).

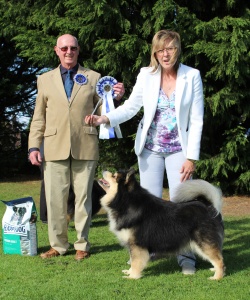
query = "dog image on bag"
xmin=98 ymin=168 xmax=225 ymax=280
xmin=10 ymin=206 xmax=27 ymax=225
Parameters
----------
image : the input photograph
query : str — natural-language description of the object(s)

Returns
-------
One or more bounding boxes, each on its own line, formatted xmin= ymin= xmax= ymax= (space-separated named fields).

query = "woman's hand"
xmin=180 ymin=159 xmax=196 ymax=182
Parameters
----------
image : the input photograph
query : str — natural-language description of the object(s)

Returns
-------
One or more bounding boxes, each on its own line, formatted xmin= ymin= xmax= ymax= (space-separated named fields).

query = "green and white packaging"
xmin=1 ymin=197 xmax=37 ymax=256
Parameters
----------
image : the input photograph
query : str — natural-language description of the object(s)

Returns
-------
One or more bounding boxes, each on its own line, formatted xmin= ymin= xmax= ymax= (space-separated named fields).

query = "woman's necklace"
xmin=162 ymin=73 xmax=176 ymax=94
xmin=165 ymin=84 xmax=173 ymax=90
xmin=162 ymin=79 xmax=175 ymax=93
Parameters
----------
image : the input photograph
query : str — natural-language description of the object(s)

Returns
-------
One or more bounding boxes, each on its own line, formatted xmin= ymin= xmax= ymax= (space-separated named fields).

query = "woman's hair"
xmin=149 ymin=30 xmax=181 ymax=73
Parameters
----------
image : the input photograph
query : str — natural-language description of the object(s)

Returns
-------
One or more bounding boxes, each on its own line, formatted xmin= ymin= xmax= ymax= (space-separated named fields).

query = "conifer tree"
xmin=0 ymin=0 xmax=249 ymax=192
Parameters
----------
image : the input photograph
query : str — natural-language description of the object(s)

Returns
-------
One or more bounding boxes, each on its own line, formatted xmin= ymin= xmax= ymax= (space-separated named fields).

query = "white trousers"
xmin=138 ymin=148 xmax=196 ymax=267
xmin=138 ymin=148 xmax=186 ymax=199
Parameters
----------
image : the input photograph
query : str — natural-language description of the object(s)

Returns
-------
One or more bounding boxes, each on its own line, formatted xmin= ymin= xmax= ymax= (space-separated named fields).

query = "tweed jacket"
xmin=28 ymin=65 xmax=101 ymax=161
xmin=106 ymin=64 xmax=204 ymax=160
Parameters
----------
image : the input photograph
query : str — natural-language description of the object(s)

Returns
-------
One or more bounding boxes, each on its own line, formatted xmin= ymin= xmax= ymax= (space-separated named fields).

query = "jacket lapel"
xmin=144 ymin=67 xmax=161 ymax=125
xmin=175 ymin=64 xmax=186 ymax=118
xmin=69 ymin=66 xmax=89 ymax=105
xmin=51 ymin=67 xmax=68 ymax=103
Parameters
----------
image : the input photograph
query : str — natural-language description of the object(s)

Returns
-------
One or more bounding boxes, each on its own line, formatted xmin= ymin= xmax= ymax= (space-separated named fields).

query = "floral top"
xmin=145 ymin=88 xmax=182 ymax=153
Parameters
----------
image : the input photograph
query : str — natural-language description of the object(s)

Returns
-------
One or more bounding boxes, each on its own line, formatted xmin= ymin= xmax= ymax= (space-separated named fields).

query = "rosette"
xmin=73 ymin=73 xmax=88 ymax=85
xmin=96 ymin=76 xmax=122 ymax=139
xmin=96 ymin=76 xmax=118 ymax=99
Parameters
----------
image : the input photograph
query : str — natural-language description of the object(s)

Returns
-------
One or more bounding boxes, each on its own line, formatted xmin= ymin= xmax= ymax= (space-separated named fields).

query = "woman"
xmin=85 ymin=30 xmax=204 ymax=274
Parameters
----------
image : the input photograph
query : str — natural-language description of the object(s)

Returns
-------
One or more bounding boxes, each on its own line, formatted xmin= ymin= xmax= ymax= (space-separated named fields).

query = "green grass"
xmin=0 ymin=180 xmax=250 ymax=300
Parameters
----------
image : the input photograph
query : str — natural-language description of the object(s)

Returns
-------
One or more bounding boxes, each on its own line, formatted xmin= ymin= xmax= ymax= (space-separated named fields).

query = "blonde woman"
xmin=85 ymin=30 xmax=204 ymax=274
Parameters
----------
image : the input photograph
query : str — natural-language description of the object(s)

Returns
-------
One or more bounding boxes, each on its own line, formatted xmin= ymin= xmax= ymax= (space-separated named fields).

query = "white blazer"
xmin=106 ymin=64 xmax=204 ymax=159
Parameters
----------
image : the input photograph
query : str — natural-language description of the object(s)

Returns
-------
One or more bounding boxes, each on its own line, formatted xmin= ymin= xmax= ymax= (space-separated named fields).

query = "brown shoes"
xmin=40 ymin=248 xmax=90 ymax=260
xmin=75 ymin=250 xmax=90 ymax=261
xmin=40 ymin=248 xmax=60 ymax=259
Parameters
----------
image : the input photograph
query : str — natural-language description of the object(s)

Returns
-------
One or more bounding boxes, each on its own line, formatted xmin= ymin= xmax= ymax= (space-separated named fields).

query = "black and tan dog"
xmin=99 ymin=168 xmax=225 ymax=280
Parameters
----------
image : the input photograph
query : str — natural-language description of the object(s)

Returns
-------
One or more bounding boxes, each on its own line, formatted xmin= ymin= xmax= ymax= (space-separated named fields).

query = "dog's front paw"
xmin=122 ymin=269 xmax=131 ymax=275
xmin=122 ymin=269 xmax=142 ymax=279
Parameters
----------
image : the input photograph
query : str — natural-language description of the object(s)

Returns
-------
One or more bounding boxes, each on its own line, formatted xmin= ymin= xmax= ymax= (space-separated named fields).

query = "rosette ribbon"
xmin=96 ymin=76 xmax=122 ymax=139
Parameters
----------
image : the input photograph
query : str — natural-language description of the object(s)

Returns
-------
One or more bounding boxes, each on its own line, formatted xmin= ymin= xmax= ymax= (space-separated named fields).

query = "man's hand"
xmin=29 ymin=151 xmax=43 ymax=166
xmin=113 ymin=82 xmax=125 ymax=101
xmin=84 ymin=115 xmax=109 ymax=127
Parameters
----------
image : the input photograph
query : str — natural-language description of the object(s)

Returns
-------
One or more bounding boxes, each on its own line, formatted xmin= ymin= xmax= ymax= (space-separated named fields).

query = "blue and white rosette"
xmin=74 ymin=73 xmax=88 ymax=85
xmin=96 ymin=76 xmax=122 ymax=139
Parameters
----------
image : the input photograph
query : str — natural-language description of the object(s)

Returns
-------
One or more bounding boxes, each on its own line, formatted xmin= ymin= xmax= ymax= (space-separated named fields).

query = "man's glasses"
xmin=58 ymin=46 xmax=78 ymax=52
xmin=156 ymin=47 xmax=176 ymax=55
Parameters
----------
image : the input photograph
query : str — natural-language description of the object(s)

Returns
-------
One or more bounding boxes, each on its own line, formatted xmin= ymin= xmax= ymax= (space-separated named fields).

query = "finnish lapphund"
xmin=99 ymin=168 xmax=225 ymax=280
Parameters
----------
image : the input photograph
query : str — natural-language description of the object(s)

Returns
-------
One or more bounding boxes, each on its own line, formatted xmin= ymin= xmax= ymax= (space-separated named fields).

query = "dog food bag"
xmin=1 ymin=197 xmax=38 ymax=256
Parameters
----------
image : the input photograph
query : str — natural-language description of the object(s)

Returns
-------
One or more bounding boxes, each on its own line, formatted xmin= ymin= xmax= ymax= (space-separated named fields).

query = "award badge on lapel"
xmin=96 ymin=76 xmax=122 ymax=139
xmin=74 ymin=74 xmax=88 ymax=85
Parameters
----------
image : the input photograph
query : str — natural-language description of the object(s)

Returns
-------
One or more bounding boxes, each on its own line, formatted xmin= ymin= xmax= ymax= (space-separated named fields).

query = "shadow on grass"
xmin=222 ymin=217 xmax=250 ymax=275
xmin=38 ymin=244 xmax=123 ymax=257
xmin=143 ymin=258 xmax=181 ymax=277
xmin=0 ymin=173 xmax=40 ymax=183
xmin=91 ymin=213 xmax=108 ymax=227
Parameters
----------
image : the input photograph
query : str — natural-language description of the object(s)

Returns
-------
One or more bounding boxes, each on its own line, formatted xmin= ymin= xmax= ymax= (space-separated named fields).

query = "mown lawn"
xmin=0 ymin=180 xmax=250 ymax=300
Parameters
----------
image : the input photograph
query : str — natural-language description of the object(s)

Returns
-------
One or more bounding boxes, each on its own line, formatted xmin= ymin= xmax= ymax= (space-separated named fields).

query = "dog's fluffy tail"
xmin=172 ymin=180 xmax=223 ymax=213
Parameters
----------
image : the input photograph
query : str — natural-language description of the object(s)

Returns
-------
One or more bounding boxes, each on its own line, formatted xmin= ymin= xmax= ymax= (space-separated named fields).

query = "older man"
xmin=29 ymin=34 xmax=124 ymax=260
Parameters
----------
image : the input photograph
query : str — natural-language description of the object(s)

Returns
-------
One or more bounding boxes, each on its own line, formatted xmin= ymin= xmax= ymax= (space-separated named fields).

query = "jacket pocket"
xmin=44 ymin=128 xmax=57 ymax=137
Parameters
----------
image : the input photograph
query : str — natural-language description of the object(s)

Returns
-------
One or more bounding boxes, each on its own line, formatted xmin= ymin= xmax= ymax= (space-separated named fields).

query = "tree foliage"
xmin=0 ymin=0 xmax=249 ymax=194
xmin=0 ymin=36 xmax=43 ymax=176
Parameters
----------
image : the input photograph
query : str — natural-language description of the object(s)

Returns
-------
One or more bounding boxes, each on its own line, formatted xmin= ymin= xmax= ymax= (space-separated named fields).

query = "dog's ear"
xmin=125 ymin=168 xmax=136 ymax=184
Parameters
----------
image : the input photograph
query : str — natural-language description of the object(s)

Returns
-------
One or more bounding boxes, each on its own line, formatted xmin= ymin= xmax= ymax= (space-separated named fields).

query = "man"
xmin=29 ymin=34 xmax=124 ymax=260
